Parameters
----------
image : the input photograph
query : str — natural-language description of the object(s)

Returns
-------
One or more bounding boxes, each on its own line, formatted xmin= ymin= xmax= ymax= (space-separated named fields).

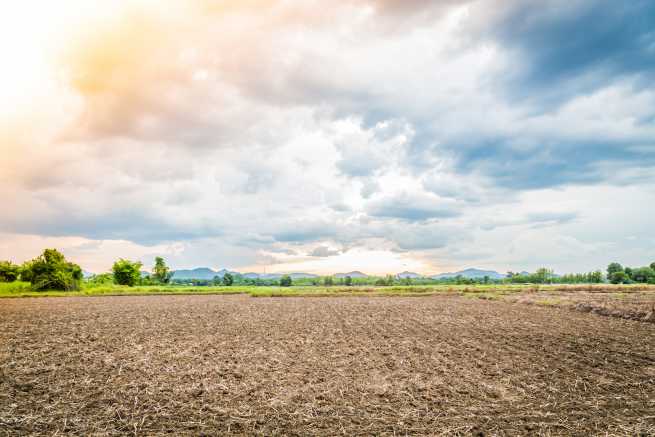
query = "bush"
xmin=609 ymin=271 xmax=628 ymax=284
xmin=279 ymin=275 xmax=292 ymax=287
xmin=86 ymin=273 xmax=114 ymax=286
xmin=112 ymin=259 xmax=143 ymax=286
xmin=19 ymin=260 xmax=34 ymax=282
xmin=25 ymin=249 xmax=82 ymax=291
xmin=0 ymin=261 xmax=20 ymax=282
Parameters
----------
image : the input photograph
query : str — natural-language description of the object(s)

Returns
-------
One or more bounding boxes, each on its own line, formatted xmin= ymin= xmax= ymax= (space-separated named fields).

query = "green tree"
xmin=279 ymin=275 xmax=292 ymax=287
xmin=344 ymin=275 xmax=353 ymax=286
xmin=535 ymin=267 xmax=554 ymax=284
xmin=609 ymin=271 xmax=628 ymax=284
xmin=607 ymin=263 xmax=623 ymax=278
xmin=323 ymin=276 xmax=334 ymax=286
xmin=152 ymin=256 xmax=172 ymax=284
xmin=222 ymin=272 xmax=234 ymax=286
xmin=589 ymin=270 xmax=603 ymax=283
xmin=624 ymin=267 xmax=633 ymax=279
xmin=630 ymin=267 xmax=655 ymax=283
xmin=650 ymin=262 xmax=655 ymax=271
xmin=0 ymin=261 xmax=20 ymax=282
xmin=25 ymin=249 xmax=82 ymax=291
xmin=112 ymin=259 xmax=143 ymax=287
xmin=19 ymin=260 xmax=34 ymax=282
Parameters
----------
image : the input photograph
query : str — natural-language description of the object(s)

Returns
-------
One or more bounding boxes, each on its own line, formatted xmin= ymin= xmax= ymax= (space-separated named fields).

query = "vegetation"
xmin=22 ymin=249 xmax=83 ymax=291
xmin=3 ymin=247 xmax=655 ymax=294
xmin=152 ymin=256 xmax=172 ymax=284
xmin=222 ymin=272 xmax=234 ymax=286
xmin=0 ymin=261 xmax=21 ymax=282
xmin=606 ymin=262 xmax=655 ymax=284
xmin=112 ymin=259 xmax=143 ymax=287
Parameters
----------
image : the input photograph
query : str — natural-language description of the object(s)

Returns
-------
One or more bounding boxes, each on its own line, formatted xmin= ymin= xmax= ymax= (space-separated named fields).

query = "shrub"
xmin=25 ymin=249 xmax=82 ymax=291
xmin=86 ymin=273 xmax=114 ymax=286
xmin=222 ymin=272 xmax=234 ymax=286
xmin=279 ymin=275 xmax=292 ymax=287
xmin=19 ymin=260 xmax=34 ymax=282
xmin=112 ymin=259 xmax=143 ymax=286
xmin=0 ymin=261 xmax=20 ymax=282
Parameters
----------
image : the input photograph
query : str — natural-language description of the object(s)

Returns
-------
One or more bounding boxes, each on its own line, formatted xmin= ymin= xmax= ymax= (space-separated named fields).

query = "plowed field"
xmin=1 ymin=295 xmax=654 ymax=435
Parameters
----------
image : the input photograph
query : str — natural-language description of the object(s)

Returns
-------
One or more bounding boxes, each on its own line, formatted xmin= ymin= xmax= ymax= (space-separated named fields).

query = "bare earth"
xmin=1 ymin=295 xmax=654 ymax=436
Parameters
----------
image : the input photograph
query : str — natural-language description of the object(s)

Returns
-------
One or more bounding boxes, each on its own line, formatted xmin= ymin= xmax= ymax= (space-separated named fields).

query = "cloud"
xmin=485 ymin=0 xmax=655 ymax=102
xmin=308 ymin=246 xmax=342 ymax=257
xmin=367 ymin=192 xmax=461 ymax=221
xmin=1 ymin=0 xmax=654 ymax=275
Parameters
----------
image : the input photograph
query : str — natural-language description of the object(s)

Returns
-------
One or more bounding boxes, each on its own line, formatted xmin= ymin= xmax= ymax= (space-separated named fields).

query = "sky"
xmin=1 ymin=0 xmax=654 ymax=275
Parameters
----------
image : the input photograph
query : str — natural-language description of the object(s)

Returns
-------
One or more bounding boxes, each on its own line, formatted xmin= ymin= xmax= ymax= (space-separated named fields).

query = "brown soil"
xmin=507 ymin=288 xmax=655 ymax=323
xmin=1 ymin=295 xmax=654 ymax=436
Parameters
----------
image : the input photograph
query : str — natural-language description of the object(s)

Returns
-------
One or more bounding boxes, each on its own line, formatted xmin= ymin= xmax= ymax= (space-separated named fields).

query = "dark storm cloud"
xmin=489 ymin=0 xmax=655 ymax=103
xmin=452 ymin=139 xmax=655 ymax=190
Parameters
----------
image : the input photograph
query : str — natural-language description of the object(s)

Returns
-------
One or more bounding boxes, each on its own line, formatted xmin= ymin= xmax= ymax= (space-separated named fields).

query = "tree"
xmin=0 ymin=261 xmax=20 ymax=282
xmin=624 ymin=267 xmax=633 ymax=279
xmin=19 ymin=260 xmax=34 ymax=282
xmin=222 ymin=272 xmax=234 ymax=286
xmin=323 ymin=276 xmax=334 ymax=286
xmin=112 ymin=259 xmax=143 ymax=287
xmin=609 ymin=271 xmax=628 ymax=284
xmin=25 ymin=249 xmax=82 ymax=291
xmin=279 ymin=275 xmax=292 ymax=287
xmin=651 ymin=262 xmax=655 ymax=271
xmin=589 ymin=270 xmax=603 ymax=283
xmin=630 ymin=267 xmax=655 ymax=284
xmin=152 ymin=256 xmax=172 ymax=284
xmin=535 ymin=267 xmax=554 ymax=284
xmin=607 ymin=263 xmax=623 ymax=278
xmin=344 ymin=275 xmax=353 ymax=286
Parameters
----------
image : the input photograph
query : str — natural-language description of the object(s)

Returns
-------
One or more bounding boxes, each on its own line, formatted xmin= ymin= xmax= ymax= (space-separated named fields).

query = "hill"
xmin=431 ymin=268 xmax=505 ymax=280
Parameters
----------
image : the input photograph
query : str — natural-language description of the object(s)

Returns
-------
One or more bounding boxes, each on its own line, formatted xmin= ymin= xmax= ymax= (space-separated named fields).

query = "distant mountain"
xmin=288 ymin=272 xmax=319 ymax=279
xmin=171 ymin=267 xmax=219 ymax=280
xmin=258 ymin=273 xmax=282 ymax=280
xmin=431 ymin=268 xmax=505 ymax=280
xmin=396 ymin=271 xmax=422 ymax=279
xmin=239 ymin=272 xmax=318 ymax=280
xmin=242 ymin=272 xmax=261 ymax=279
xmin=334 ymin=271 xmax=368 ymax=278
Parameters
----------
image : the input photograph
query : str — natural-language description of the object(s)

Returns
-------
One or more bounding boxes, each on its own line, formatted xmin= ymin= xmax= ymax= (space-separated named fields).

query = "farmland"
xmin=1 ymin=291 xmax=655 ymax=435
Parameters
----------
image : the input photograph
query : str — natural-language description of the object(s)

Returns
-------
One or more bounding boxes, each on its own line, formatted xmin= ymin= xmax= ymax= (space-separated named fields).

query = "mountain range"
xmin=169 ymin=267 xmax=511 ymax=280
xmin=430 ymin=268 xmax=506 ymax=280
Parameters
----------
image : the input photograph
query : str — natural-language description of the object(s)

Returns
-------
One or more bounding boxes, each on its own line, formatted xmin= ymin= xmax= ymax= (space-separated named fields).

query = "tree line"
xmin=1 ymin=248 xmax=654 ymax=291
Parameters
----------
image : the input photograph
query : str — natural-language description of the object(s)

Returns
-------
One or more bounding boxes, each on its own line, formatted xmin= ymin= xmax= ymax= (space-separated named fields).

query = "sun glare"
xmin=0 ymin=0 xmax=140 ymax=116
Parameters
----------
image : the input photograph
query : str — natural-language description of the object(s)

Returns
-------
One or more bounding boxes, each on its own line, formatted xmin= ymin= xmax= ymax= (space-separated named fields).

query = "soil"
xmin=1 ymin=295 xmax=654 ymax=436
